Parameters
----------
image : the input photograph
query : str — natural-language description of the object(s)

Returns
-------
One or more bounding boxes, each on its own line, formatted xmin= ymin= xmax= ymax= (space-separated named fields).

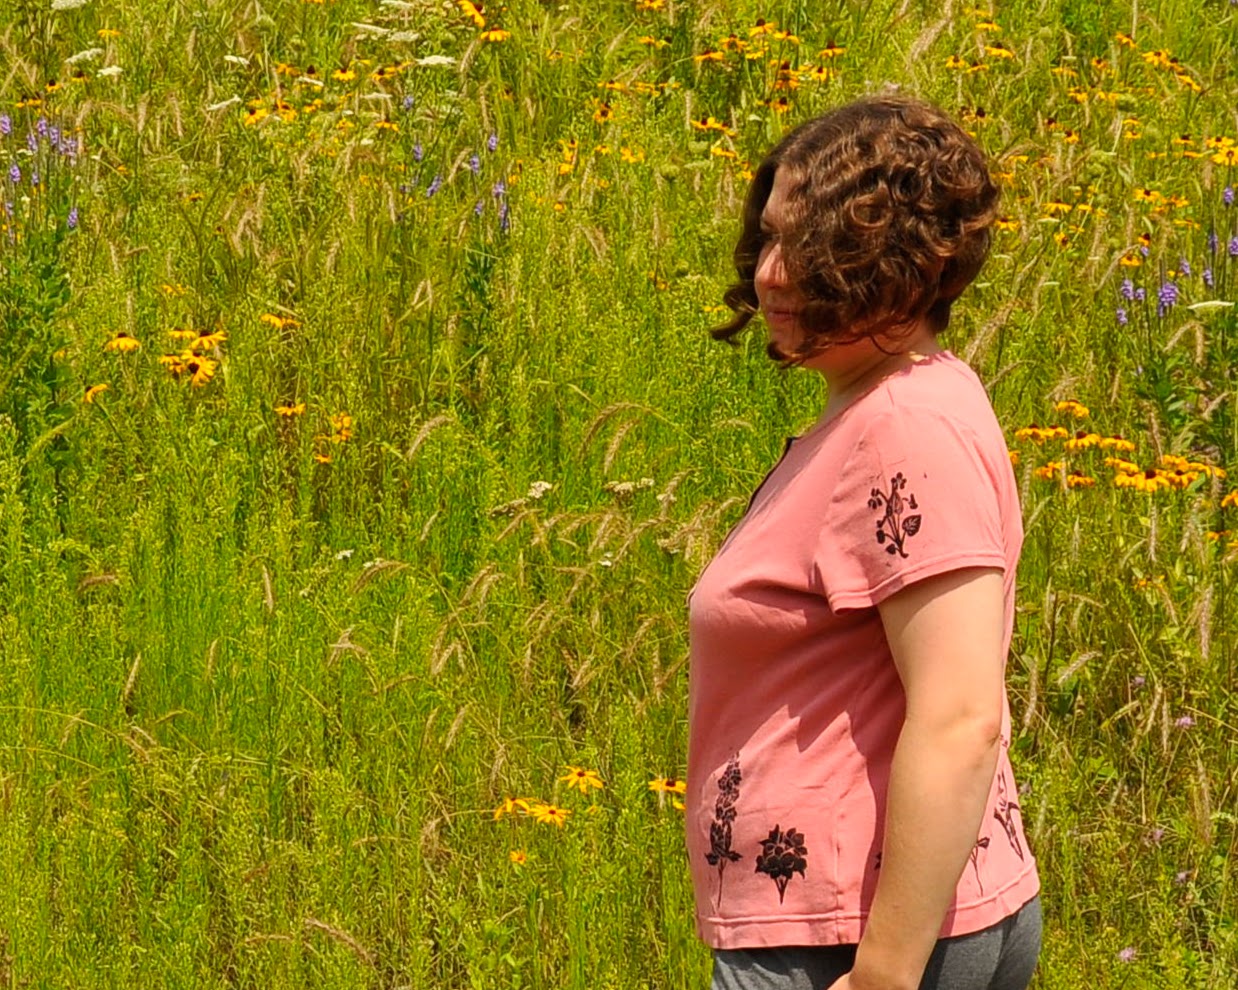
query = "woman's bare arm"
xmin=835 ymin=566 xmax=1007 ymax=990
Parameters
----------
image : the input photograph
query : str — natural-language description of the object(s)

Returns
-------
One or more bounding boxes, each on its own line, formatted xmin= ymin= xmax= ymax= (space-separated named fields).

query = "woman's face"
xmin=754 ymin=167 xmax=810 ymax=356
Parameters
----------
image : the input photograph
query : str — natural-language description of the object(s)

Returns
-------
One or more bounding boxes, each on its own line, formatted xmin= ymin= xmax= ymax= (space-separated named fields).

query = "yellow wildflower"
xmin=649 ymin=776 xmax=688 ymax=794
xmin=1115 ymin=32 xmax=1136 ymax=48
xmin=530 ymin=803 xmax=571 ymax=827
xmin=560 ymin=766 xmax=604 ymax=794
xmin=985 ymin=42 xmax=1015 ymax=59
xmin=83 ymin=383 xmax=109 ymax=403
xmin=104 ymin=332 xmax=141 ymax=353
xmin=1033 ymin=461 xmax=1063 ymax=481
xmin=1222 ymin=491 xmax=1238 ymax=509
xmin=481 ymin=28 xmax=510 ymax=42
xmin=493 ymin=797 xmax=532 ymax=820
xmin=458 ymin=0 xmax=485 ymax=28
xmin=275 ymin=402 xmax=306 ymax=417
xmin=1098 ymin=436 xmax=1136 ymax=453
xmin=1054 ymin=399 xmax=1089 ymax=419
xmin=509 ymin=849 xmax=527 ymax=865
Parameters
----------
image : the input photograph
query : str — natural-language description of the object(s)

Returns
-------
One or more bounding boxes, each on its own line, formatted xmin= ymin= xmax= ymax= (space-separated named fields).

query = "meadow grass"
xmin=0 ymin=0 xmax=1236 ymax=986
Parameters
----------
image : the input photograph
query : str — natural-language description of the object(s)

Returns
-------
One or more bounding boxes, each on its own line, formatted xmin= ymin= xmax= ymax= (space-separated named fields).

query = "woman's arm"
xmin=831 ymin=566 xmax=1007 ymax=990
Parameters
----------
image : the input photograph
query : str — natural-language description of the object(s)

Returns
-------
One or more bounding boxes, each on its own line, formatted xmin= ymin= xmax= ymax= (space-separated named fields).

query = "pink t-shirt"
xmin=686 ymin=350 xmax=1039 ymax=949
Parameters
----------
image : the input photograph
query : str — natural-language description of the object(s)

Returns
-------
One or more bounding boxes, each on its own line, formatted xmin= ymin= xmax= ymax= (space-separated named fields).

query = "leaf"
xmin=903 ymin=514 xmax=922 ymax=536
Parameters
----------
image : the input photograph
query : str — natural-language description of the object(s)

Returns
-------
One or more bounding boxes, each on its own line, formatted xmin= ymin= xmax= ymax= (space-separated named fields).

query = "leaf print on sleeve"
xmin=754 ymin=824 xmax=808 ymax=904
xmin=868 ymin=472 xmax=922 ymax=558
xmin=704 ymin=755 xmax=743 ymax=910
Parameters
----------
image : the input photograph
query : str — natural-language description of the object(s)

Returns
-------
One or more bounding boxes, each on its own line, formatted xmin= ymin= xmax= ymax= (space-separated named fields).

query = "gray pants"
xmin=711 ymin=895 xmax=1041 ymax=990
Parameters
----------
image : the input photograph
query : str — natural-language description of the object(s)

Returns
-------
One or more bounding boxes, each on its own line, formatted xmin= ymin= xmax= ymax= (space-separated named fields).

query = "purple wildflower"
xmin=1208 ymin=229 xmax=1219 ymax=253
xmin=1157 ymin=280 xmax=1178 ymax=316
xmin=67 ymin=206 xmax=78 ymax=230
xmin=1203 ymin=267 xmax=1213 ymax=287
xmin=1132 ymin=675 xmax=1146 ymax=688
xmin=474 ymin=199 xmax=484 ymax=216
xmin=26 ymin=132 xmax=38 ymax=152
xmin=30 ymin=170 xmax=38 ymax=187
xmin=1140 ymin=244 xmax=1149 ymax=257
xmin=401 ymin=94 xmax=414 ymax=111
xmin=498 ymin=199 xmax=510 ymax=232
xmin=487 ymin=132 xmax=498 ymax=153
xmin=1134 ymin=286 xmax=1147 ymax=303
xmin=1174 ymin=870 xmax=1190 ymax=885
xmin=1179 ymin=258 xmax=1191 ymax=276
xmin=468 ymin=153 xmax=481 ymax=174
xmin=1120 ymin=278 xmax=1135 ymax=300
xmin=1225 ymin=186 xmax=1235 ymax=206
xmin=491 ymin=179 xmax=506 ymax=198
xmin=1118 ymin=947 xmax=1136 ymax=963
xmin=7 ymin=164 xmax=19 ymax=184
xmin=1146 ymin=827 xmax=1165 ymax=845
xmin=1174 ymin=715 xmax=1194 ymax=728
xmin=0 ymin=114 xmax=10 ymax=136
xmin=36 ymin=117 xmax=47 ymax=136
xmin=49 ymin=126 xmax=59 ymax=144
xmin=1229 ymin=237 xmax=1238 ymax=258
xmin=426 ymin=174 xmax=442 ymax=197
xmin=413 ymin=142 xmax=423 ymax=162
xmin=1116 ymin=307 xmax=1128 ymax=325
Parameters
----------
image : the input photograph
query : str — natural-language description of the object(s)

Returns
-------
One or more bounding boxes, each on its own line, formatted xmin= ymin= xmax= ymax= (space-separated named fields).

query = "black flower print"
xmin=755 ymin=824 xmax=808 ymax=903
xmin=969 ymin=836 xmax=991 ymax=892
xmin=993 ymin=770 xmax=1025 ymax=861
xmin=868 ymin=472 xmax=922 ymax=558
xmin=704 ymin=756 xmax=743 ymax=909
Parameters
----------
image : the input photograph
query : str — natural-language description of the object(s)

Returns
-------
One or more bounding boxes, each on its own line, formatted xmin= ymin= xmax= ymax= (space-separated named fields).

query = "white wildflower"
xmin=51 ymin=0 xmax=90 ymax=10
xmin=416 ymin=55 xmax=457 ymax=67
xmin=389 ymin=31 xmax=421 ymax=42
xmin=64 ymin=47 xmax=103 ymax=64
xmin=527 ymin=481 xmax=554 ymax=500
xmin=223 ymin=55 xmax=250 ymax=67
xmin=297 ymin=76 xmax=324 ymax=87
xmin=205 ymin=96 xmax=242 ymax=111
xmin=97 ymin=65 xmax=123 ymax=77
xmin=379 ymin=0 xmax=417 ymax=8
xmin=598 ymin=554 xmax=614 ymax=568
xmin=334 ymin=549 xmax=354 ymax=561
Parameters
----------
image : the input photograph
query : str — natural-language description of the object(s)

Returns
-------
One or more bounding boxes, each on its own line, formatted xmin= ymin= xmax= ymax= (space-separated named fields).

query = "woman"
xmin=686 ymin=96 xmax=1042 ymax=990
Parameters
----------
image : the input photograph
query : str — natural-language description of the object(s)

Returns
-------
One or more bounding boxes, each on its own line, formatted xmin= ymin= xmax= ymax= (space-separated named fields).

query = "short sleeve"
xmin=814 ymin=407 xmax=1008 ymax=612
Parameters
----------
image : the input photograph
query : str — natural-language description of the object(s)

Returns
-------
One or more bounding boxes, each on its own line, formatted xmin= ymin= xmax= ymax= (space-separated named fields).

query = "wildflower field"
xmin=1 ymin=0 xmax=1237 ymax=986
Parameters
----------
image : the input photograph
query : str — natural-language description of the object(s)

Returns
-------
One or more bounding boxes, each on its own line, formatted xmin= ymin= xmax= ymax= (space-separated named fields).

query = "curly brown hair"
xmin=714 ymin=95 xmax=1000 ymax=363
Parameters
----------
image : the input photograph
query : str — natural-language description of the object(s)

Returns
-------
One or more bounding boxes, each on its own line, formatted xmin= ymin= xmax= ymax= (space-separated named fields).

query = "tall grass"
xmin=0 ymin=0 xmax=1236 ymax=986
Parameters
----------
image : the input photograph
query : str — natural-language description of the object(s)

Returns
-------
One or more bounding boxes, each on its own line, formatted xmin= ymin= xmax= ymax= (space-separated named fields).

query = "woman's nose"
xmin=755 ymin=241 xmax=786 ymax=292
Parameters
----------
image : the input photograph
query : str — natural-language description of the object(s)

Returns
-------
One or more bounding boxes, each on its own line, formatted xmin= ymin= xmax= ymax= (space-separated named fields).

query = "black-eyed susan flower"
xmin=1054 ymin=399 xmax=1089 ymax=419
xmin=648 ymin=776 xmax=688 ymax=794
xmin=83 ymin=383 xmax=109 ymax=403
xmin=493 ymin=797 xmax=532 ymax=820
xmin=275 ymin=402 xmax=306 ymax=417
xmin=1222 ymin=491 xmax=1238 ymax=509
xmin=985 ymin=42 xmax=1015 ymax=59
xmin=481 ymin=28 xmax=510 ymax=42
xmin=192 ymin=327 xmax=227 ymax=351
xmin=530 ymin=803 xmax=570 ymax=827
xmin=104 ymin=332 xmax=141 ymax=353
xmin=1066 ymin=472 xmax=1096 ymax=488
xmin=1065 ymin=432 xmax=1101 ymax=453
xmin=945 ymin=54 xmax=967 ymax=70
xmin=995 ymin=216 xmax=1019 ymax=232
xmin=560 ymin=766 xmax=604 ymax=793
xmin=458 ymin=0 xmax=484 ymax=27
xmin=184 ymin=353 xmax=217 ymax=387
xmin=509 ymin=849 xmax=527 ymax=865
xmin=1033 ymin=461 xmax=1063 ymax=481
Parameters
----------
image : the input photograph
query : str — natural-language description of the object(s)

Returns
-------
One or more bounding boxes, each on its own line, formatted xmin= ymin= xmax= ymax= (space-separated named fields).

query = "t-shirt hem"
xmin=827 ymin=550 xmax=1008 ymax=611
xmin=697 ymin=861 xmax=1040 ymax=950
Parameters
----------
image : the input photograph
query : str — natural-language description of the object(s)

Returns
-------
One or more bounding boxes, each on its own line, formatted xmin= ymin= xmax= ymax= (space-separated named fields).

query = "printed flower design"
xmin=869 ymin=472 xmax=922 ymax=558
xmin=754 ymin=824 xmax=808 ymax=903
xmin=704 ymin=756 xmax=743 ymax=909
xmin=993 ymin=770 xmax=1025 ymax=860
xmin=969 ymin=836 xmax=991 ymax=892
